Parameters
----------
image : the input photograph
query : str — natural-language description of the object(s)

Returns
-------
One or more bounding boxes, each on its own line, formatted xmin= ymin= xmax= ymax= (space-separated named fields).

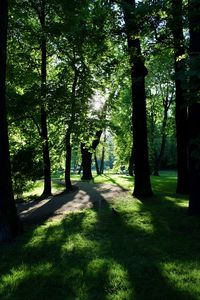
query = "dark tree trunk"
xmin=40 ymin=0 xmax=51 ymax=197
xmin=171 ymin=0 xmax=189 ymax=194
xmin=78 ymin=163 xmax=82 ymax=175
xmin=40 ymin=107 xmax=51 ymax=197
xmin=94 ymin=153 xmax=100 ymax=175
xmin=100 ymin=132 xmax=106 ymax=174
xmin=81 ymin=130 xmax=102 ymax=180
xmin=65 ymin=132 xmax=73 ymax=190
xmin=188 ymin=0 xmax=200 ymax=214
xmin=81 ymin=144 xmax=93 ymax=180
xmin=0 ymin=0 xmax=20 ymax=242
xmin=100 ymin=147 xmax=105 ymax=174
xmin=64 ymin=63 xmax=78 ymax=190
xmin=123 ymin=0 xmax=153 ymax=197
xmin=128 ymin=144 xmax=134 ymax=176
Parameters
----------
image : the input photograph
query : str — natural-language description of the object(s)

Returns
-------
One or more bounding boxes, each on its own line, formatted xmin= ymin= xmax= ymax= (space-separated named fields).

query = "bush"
xmin=11 ymin=146 xmax=43 ymax=199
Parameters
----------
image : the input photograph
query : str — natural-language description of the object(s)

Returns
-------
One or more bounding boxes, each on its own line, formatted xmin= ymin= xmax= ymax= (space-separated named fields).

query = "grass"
xmin=23 ymin=180 xmax=66 ymax=200
xmin=1 ymin=173 xmax=200 ymax=299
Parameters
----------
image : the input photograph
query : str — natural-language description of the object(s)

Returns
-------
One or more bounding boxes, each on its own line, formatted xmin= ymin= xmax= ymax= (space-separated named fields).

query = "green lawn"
xmin=1 ymin=173 xmax=200 ymax=300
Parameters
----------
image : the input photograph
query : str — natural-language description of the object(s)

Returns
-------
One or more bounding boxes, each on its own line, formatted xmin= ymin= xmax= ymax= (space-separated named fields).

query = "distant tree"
xmin=0 ymin=0 xmax=19 ymax=242
xmin=188 ymin=0 xmax=200 ymax=214
xmin=81 ymin=130 xmax=102 ymax=180
xmin=146 ymin=49 xmax=175 ymax=175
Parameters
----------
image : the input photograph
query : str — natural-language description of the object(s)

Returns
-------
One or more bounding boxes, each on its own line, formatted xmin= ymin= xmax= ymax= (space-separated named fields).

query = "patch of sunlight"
xmin=80 ymin=210 xmax=98 ymax=230
xmin=128 ymin=214 xmax=155 ymax=234
xmin=160 ymin=261 xmax=200 ymax=297
xmin=61 ymin=233 xmax=100 ymax=258
xmin=25 ymin=221 xmax=64 ymax=249
xmin=116 ymin=199 xmax=155 ymax=234
xmin=87 ymin=258 xmax=134 ymax=300
xmin=0 ymin=263 xmax=53 ymax=296
xmin=165 ymin=196 xmax=188 ymax=207
xmin=106 ymin=261 xmax=134 ymax=300
xmin=23 ymin=181 xmax=65 ymax=198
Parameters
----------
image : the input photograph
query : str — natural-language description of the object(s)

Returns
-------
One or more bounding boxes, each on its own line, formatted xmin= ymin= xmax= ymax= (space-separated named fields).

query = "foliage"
xmin=11 ymin=146 xmax=43 ymax=199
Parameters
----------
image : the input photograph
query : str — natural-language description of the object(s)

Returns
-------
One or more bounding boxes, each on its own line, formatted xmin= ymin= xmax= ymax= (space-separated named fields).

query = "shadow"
xmin=17 ymin=180 xmax=127 ymax=227
xmin=17 ymin=187 xmax=80 ymax=226
xmin=104 ymin=174 xmax=130 ymax=191
xmin=1 ymin=181 xmax=199 ymax=300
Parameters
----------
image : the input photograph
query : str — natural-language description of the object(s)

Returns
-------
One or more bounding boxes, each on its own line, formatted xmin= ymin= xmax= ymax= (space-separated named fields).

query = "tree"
xmin=0 ymin=0 xmax=20 ymax=242
xmin=122 ymin=0 xmax=153 ymax=197
xmin=33 ymin=0 xmax=52 ymax=197
xmin=170 ymin=0 xmax=189 ymax=193
xmin=81 ymin=130 xmax=102 ymax=180
xmin=188 ymin=0 xmax=200 ymax=214
xmin=146 ymin=49 xmax=175 ymax=175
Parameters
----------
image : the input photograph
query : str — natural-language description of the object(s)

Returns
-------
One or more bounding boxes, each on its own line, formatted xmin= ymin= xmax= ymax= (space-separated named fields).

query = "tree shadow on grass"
xmin=103 ymin=174 xmax=130 ymax=191
xmin=1 ymin=183 xmax=199 ymax=300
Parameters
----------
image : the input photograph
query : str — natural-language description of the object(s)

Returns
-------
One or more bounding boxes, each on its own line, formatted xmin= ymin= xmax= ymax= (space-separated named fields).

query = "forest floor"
xmin=1 ymin=174 xmax=200 ymax=300
xmin=17 ymin=180 xmax=129 ymax=226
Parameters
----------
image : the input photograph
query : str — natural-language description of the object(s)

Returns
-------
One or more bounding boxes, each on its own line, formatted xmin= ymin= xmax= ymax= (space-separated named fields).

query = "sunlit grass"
xmin=1 ymin=172 xmax=200 ymax=299
xmin=23 ymin=180 xmax=65 ymax=200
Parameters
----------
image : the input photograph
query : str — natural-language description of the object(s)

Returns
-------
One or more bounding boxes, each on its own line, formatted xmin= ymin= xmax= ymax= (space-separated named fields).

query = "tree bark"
xmin=100 ymin=146 xmax=105 ymax=174
xmin=81 ymin=130 xmax=102 ymax=180
xmin=94 ymin=152 xmax=101 ymax=175
xmin=188 ymin=0 xmax=200 ymax=214
xmin=100 ymin=132 xmax=106 ymax=174
xmin=64 ymin=62 xmax=78 ymax=190
xmin=128 ymin=144 xmax=134 ymax=176
xmin=0 ymin=0 xmax=20 ymax=242
xmin=122 ymin=0 xmax=153 ymax=197
xmin=40 ymin=0 xmax=51 ymax=197
xmin=81 ymin=144 xmax=93 ymax=180
xmin=171 ymin=0 xmax=189 ymax=194
xmin=65 ymin=132 xmax=73 ymax=190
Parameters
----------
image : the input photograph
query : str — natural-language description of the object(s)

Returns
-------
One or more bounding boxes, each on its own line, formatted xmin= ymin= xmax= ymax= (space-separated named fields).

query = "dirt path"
xmin=17 ymin=181 xmax=129 ymax=225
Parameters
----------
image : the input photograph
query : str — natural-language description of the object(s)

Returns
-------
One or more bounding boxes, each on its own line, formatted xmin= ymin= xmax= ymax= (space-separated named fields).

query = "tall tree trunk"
xmin=95 ymin=152 xmax=100 ymax=175
xmin=100 ymin=131 xmax=106 ymax=174
xmin=0 ymin=0 xmax=19 ymax=242
xmin=188 ymin=0 xmax=200 ymax=214
xmin=81 ymin=144 xmax=93 ymax=180
xmin=81 ymin=130 xmax=102 ymax=180
xmin=65 ymin=132 xmax=73 ymax=190
xmin=40 ymin=0 xmax=51 ymax=197
xmin=128 ymin=144 xmax=134 ymax=176
xmin=122 ymin=0 xmax=153 ymax=197
xmin=171 ymin=0 xmax=189 ymax=194
xmin=64 ymin=62 xmax=78 ymax=190
xmin=100 ymin=147 xmax=105 ymax=174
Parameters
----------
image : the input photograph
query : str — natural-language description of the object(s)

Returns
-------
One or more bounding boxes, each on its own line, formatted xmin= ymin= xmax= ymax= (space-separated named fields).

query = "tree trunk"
xmin=81 ymin=144 xmax=93 ymax=180
xmin=64 ymin=62 xmax=78 ymax=190
xmin=40 ymin=0 xmax=51 ymax=197
xmin=122 ymin=0 xmax=153 ymax=197
xmin=65 ymin=132 xmax=73 ymax=190
xmin=0 ymin=0 xmax=20 ymax=242
xmin=171 ymin=0 xmax=189 ymax=194
xmin=188 ymin=0 xmax=200 ymax=214
xmin=81 ymin=130 xmax=102 ymax=180
xmin=94 ymin=152 xmax=100 ymax=175
xmin=40 ymin=107 xmax=51 ymax=196
xmin=128 ymin=144 xmax=134 ymax=176
xmin=100 ymin=147 xmax=105 ymax=174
